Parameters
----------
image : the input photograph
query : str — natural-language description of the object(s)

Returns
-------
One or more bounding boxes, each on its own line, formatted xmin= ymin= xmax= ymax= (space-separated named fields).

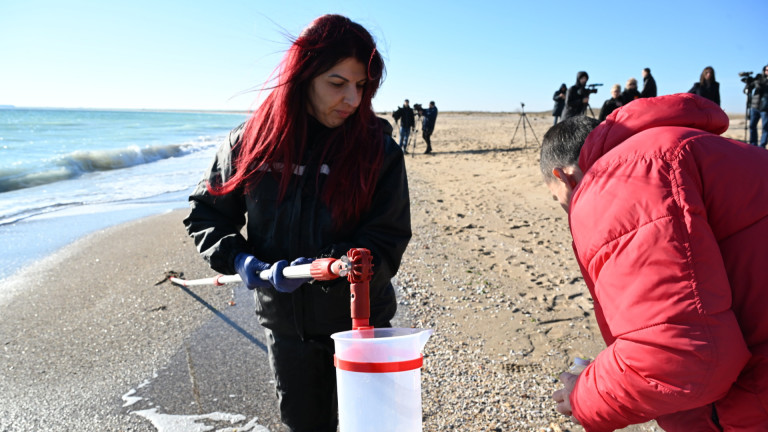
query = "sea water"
xmin=0 ymin=108 xmax=248 ymax=282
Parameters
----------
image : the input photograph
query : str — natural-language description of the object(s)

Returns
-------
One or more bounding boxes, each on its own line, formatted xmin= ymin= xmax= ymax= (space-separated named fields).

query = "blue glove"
xmin=234 ymin=253 xmax=271 ymax=290
xmin=268 ymin=257 xmax=314 ymax=293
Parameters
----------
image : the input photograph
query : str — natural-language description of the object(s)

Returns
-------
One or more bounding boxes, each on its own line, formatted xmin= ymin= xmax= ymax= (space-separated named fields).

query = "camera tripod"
xmin=509 ymin=102 xmax=540 ymax=149
xmin=743 ymin=82 xmax=753 ymax=142
xmin=409 ymin=111 xmax=422 ymax=158
xmin=585 ymin=103 xmax=596 ymax=118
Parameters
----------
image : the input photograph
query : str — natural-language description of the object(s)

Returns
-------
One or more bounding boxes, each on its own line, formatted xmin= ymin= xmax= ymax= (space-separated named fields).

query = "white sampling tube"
xmin=169 ymin=257 xmax=348 ymax=287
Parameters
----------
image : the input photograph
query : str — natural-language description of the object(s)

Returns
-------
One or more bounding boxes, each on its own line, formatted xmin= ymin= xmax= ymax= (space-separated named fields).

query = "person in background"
xmin=620 ymin=77 xmax=641 ymax=105
xmin=183 ymin=14 xmax=411 ymax=432
xmin=689 ymin=66 xmax=720 ymax=106
xmin=393 ymin=99 xmax=415 ymax=153
xmin=417 ymin=101 xmax=438 ymax=154
xmin=640 ymin=67 xmax=657 ymax=98
xmin=598 ymin=84 xmax=623 ymax=122
xmin=553 ymin=83 xmax=567 ymax=125
xmin=563 ymin=71 xmax=590 ymax=119
xmin=542 ymin=93 xmax=768 ymax=431
xmin=746 ymin=64 xmax=768 ymax=148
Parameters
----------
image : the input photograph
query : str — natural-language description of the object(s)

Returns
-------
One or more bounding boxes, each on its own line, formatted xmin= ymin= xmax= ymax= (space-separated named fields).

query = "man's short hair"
xmin=644 ymin=67 xmax=651 ymax=73
xmin=540 ymin=116 xmax=600 ymax=181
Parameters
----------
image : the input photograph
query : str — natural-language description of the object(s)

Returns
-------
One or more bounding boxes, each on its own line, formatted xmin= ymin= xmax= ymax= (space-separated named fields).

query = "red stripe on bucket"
xmin=334 ymin=355 xmax=423 ymax=373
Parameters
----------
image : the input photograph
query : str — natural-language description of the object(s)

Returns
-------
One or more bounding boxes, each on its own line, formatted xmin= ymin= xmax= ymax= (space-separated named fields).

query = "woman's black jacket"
xmin=184 ymin=119 xmax=412 ymax=338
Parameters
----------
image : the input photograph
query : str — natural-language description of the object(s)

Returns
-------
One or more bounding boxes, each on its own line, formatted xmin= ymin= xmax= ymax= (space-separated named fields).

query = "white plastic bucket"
xmin=332 ymin=327 xmax=433 ymax=432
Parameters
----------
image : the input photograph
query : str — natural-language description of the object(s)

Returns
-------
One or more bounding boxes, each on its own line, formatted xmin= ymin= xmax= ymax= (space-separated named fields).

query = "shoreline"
xmin=0 ymin=195 xmax=192 ymax=282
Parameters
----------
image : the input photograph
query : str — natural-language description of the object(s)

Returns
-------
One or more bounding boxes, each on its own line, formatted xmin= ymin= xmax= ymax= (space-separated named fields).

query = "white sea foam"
xmin=124 ymin=371 xmax=270 ymax=432
xmin=122 ymin=389 xmax=143 ymax=407
xmin=132 ymin=408 xmax=269 ymax=432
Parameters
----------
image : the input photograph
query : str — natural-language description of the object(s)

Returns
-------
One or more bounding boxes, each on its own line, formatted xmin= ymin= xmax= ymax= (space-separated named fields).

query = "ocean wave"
xmin=0 ymin=201 xmax=83 ymax=226
xmin=0 ymin=185 xmax=196 ymax=226
xmin=0 ymin=142 xmax=206 ymax=193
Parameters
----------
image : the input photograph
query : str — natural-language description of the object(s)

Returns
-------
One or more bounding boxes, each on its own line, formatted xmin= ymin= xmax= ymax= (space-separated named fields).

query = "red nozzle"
xmin=347 ymin=248 xmax=372 ymax=330
xmin=346 ymin=248 xmax=373 ymax=283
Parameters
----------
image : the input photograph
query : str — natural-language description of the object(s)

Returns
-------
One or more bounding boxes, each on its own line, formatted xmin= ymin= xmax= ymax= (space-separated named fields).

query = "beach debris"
xmin=154 ymin=270 xmax=183 ymax=286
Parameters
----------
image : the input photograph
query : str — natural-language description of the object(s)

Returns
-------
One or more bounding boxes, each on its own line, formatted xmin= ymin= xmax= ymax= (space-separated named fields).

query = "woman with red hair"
xmin=184 ymin=14 xmax=411 ymax=431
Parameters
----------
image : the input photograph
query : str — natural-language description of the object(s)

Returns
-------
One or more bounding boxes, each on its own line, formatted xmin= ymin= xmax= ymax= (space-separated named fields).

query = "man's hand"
xmin=552 ymin=372 xmax=581 ymax=423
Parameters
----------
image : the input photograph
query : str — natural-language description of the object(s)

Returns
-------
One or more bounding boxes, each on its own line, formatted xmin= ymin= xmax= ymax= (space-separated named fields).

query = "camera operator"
xmin=745 ymin=65 xmax=768 ymax=148
xmin=563 ymin=71 xmax=594 ymax=119
xmin=393 ymin=99 xmax=416 ymax=153
xmin=416 ymin=101 xmax=438 ymax=154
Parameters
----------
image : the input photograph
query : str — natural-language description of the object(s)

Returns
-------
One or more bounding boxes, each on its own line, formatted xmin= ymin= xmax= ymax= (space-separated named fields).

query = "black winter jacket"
xmin=393 ymin=106 xmax=415 ymax=129
xmin=564 ymin=71 xmax=590 ymax=119
xmin=598 ymin=97 xmax=623 ymax=122
xmin=749 ymin=69 xmax=768 ymax=112
xmin=640 ymin=74 xmax=657 ymax=98
xmin=620 ymin=88 xmax=641 ymax=105
xmin=184 ymin=118 xmax=412 ymax=337
xmin=552 ymin=89 xmax=566 ymax=116
xmin=688 ymin=80 xmax=720 ymax=106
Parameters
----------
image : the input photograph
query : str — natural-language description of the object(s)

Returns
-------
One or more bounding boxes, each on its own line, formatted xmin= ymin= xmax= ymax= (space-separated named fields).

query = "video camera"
xmin=739 ymin=71 xmax=755 ymax=85
xmin=586 ymin=83 xmax=603 ymax=94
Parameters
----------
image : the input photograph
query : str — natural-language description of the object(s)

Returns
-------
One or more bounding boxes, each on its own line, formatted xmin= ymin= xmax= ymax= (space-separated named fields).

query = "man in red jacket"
xmin=540 ymin=93 xmax=768 ymax=431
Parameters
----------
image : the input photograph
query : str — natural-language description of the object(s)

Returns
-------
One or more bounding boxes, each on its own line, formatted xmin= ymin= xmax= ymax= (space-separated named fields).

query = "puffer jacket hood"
xmin=579 ymin=93 xmax=728 ymax=173
xmin=576 ymin=71 xmax=589 ymax=83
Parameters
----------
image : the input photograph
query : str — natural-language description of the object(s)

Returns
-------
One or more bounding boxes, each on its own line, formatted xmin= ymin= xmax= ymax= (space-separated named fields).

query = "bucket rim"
xmin=331 ymin=327 xmax=432 ymax=341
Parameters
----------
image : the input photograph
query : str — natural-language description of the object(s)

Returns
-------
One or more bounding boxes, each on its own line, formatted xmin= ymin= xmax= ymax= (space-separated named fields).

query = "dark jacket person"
xmin=640 ymin=68 xmax=657 ymax=98
xmin=183 ymin=14 xmax=411 ymax=432
xmin=563 ymin=71 xmax=590 ymax=119
xmin=688 ymin=66 xmax=720 ymax=106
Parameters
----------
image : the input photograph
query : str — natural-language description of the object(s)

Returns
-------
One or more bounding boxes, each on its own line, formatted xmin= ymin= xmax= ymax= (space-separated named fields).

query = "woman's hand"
xmin=234 ymin=253 xmax=271 ymax=290
xmin=268 ymin=257 xmax=314 ymax=293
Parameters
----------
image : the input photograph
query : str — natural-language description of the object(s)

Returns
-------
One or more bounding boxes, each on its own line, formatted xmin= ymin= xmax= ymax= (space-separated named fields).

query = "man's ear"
xmin=552 ymin=168 xmax=569 ymax=185
xmin=552 ymin=167 xmax=580 ymax=189
xmin=552 ymin=168 xmax=564 ymax=181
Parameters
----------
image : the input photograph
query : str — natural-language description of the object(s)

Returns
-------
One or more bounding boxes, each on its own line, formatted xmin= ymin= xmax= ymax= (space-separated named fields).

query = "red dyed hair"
xmin=211 ymin=14 xmax=385 ymax=226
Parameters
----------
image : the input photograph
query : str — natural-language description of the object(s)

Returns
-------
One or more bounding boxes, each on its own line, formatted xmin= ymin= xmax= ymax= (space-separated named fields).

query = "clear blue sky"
xmin=1 ymin=0 xmax=764 ymax=114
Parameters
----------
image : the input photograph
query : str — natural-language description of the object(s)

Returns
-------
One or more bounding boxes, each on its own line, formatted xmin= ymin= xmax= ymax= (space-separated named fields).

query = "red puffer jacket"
xmin=569 ymin=93 xmax=768 ymax=431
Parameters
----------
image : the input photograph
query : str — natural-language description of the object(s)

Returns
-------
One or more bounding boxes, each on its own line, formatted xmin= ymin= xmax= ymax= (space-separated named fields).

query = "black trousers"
xmin=264 ymin=328 xmax=338 ymax=432
xmin=422 ymin=127 xmax=433 ymax=152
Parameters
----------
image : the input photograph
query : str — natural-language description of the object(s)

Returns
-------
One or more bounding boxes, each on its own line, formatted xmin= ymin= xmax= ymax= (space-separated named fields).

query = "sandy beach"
xmin=0 ymin=109 xmax=749 ymax=431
